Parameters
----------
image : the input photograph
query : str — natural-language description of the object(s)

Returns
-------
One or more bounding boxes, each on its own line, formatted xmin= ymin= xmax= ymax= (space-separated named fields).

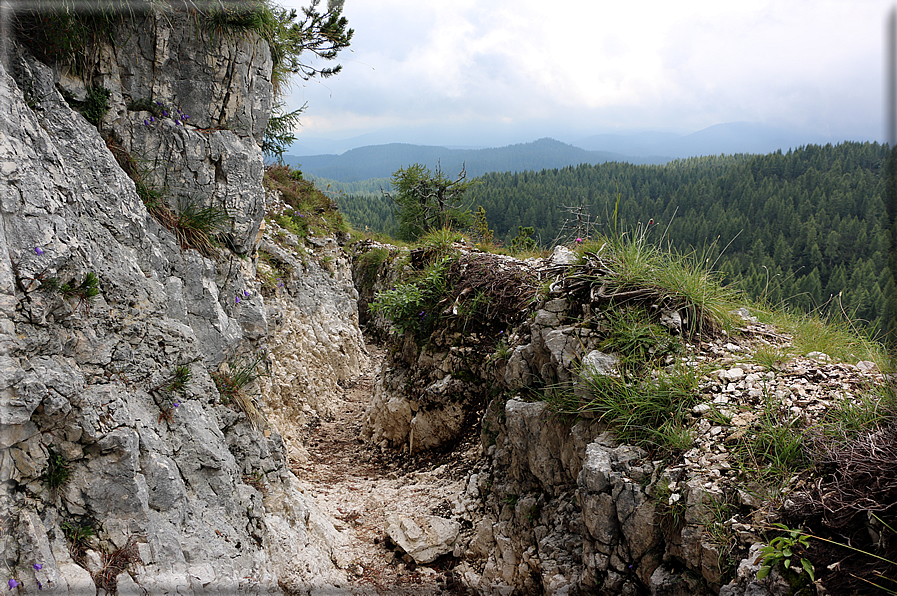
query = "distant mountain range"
xmin=284 ymin=138 xmax=665 ymax=182
xmin=283 ymin=122 xmax=848 ymax=183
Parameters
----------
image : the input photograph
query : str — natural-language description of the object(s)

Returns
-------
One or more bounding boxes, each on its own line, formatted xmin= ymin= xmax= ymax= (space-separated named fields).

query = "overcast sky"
xmin=280 ymin=0 xmax=894 ymax=148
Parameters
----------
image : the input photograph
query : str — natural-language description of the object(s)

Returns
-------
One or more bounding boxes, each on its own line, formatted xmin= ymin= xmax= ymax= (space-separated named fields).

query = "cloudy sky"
xmin=280 ymin=0 xmax=894 ymax=150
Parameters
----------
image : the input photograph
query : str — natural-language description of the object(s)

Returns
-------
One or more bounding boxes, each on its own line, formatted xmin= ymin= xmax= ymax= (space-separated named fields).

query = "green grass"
xmin=541 ymin=362 xmax=704 ymax=454
xmin=211 ymin=354 xmax=267 ymax=429
xmin=265 ymin=165 xmax=347 ymax=242
xmin=599 ymin=306 xmax=681 ymax=374
xmin=575 ymin=231 xmax=743 ymax=337
xmin=174 ymin=197 xmax=229 ymax=257
xmin=758 ymin=307 xmax=887 ymax=366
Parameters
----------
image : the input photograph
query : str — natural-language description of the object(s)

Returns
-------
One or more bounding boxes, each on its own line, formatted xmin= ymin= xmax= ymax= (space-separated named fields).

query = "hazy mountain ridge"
xmin=285 ymin=122 xmax=845 ymax=182
xmin=285 ymin=138 xmax=668 ymax=182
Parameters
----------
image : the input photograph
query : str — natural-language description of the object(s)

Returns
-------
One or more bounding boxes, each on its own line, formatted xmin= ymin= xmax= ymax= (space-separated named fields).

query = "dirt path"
xmin=290 ymin=343 xmax=476 ymax=595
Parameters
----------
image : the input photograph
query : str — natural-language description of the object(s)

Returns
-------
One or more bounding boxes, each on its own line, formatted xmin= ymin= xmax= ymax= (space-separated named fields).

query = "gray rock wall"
xmin=1 ymin=31 xmax=363 ymax=594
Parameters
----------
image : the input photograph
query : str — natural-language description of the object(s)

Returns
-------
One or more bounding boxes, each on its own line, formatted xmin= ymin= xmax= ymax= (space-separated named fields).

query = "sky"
xmin=280 ymin=0 xmax=895 ymax=150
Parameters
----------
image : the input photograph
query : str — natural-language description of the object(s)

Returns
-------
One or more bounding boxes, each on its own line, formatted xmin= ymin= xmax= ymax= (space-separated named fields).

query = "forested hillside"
xmin=335 ymin=142 xmax=891 ymax=334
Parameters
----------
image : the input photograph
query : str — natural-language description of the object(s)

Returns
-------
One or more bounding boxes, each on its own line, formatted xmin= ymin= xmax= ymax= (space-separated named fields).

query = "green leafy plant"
xmin=156 ymin=365 xmax=190 ymax=423
xmin=756 ymin=523 xmax=815 ymax=583
xmin=371 ymin=256 xmax=453 ymax=338
xmin=61 ymin=520 xmax=95 ymax=560
xmin=386 ymin=163 xmax=475 ymax=241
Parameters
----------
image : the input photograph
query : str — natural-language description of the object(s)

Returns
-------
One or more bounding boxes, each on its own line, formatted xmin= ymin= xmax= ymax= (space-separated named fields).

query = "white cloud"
xmin=281 ymin=0 xmax=893 ymax=143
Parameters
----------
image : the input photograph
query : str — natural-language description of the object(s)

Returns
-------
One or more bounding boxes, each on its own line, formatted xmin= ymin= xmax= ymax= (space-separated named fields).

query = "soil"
xmin=290 ymin=342 xmax=477 ymax=595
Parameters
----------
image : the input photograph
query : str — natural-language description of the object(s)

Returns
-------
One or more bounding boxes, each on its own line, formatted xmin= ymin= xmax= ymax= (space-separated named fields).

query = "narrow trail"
xmin=290 ymin=343 xmax=476 ymax=595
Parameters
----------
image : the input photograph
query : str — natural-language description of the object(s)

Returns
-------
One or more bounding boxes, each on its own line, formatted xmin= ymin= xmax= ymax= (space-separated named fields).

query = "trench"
xmin=290 ymin=341 xmax=478 ymax=595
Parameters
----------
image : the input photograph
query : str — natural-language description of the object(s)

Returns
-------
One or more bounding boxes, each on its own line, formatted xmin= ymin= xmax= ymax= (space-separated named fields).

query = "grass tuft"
xmin=212 ymin=354 xmax=267 ymax=429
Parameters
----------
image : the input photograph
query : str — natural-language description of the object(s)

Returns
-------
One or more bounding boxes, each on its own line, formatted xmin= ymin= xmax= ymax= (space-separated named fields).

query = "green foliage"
xmin=263 ymin=101 xmax=305 ymax=163
xmin=264 ymin=165 xmax=346 ymax=240
xmin=471 ymin=206 xmax=495 ymax=248
xmin=756 ymin=524 xmax=815 ymax=583
xmin=508 ymin=226 xmax=537 ymax=254
xmin=387 ymin=164 xmax=475 ymax=241
xmin=174 ymin=197 xmax=229 ymax=257
xmin=163 ymin=365 xmax=191 ymax=395
xmin=419 ymin=227 xmax=465 ymax=258
xmin=44 ymin=271 xmax=101 ymax=304
xmin=211 ymin=354 xmax=267 ymax=429
xmin=732 ymin=390 xmax=808 ymax=481
xmin=371 ymin=257 xmax=453 ymax=338
xmin=331 ymin=142 xmax=892 ymax=334
xmin=42 ymin=445 xmax=71 ymax=491
xmin=542 ymin=363 xmax=703 ymax=453
xmin=578 ymin=230 xmax=742 ymax=336
xmin=63 ymin=85 xmax=111 ymax=126
xmin=62 ymin=520 xmax=95 ymax=546
xmin=599 ymin=307 xmax=681 ymax=374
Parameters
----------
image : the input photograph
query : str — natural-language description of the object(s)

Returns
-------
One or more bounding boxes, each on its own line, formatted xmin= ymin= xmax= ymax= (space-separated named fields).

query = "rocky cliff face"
xmin=355 ymin=243 xmax=881 ymax=596
xmin=0 ymin=19 xmax=364 ymax=594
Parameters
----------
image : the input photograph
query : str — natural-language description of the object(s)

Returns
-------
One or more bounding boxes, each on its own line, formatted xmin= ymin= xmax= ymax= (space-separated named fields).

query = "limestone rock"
xmin=385 ymin=513 xmax=460 ymax=564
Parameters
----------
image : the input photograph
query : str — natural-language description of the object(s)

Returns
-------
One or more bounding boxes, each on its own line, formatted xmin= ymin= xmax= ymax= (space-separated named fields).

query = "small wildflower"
xmin=34 ymin=247 xmax=44 ymax=255
xmin=37 ymin=581 xmax=41 ymax=591
xmin=143 ymin=120 xmax=149 ymax=126
xmin=235 ymin=296 xmax=241 ymax=304
xmin=33 ymin=564 xmax=42 ymax=571
xmin=8 ymin=578 xmax=19 ymax=590
xmin=162 ymin=110 xmax=169 ymax=117
xmin=156 ymin=101 xmax=162 ymax=106
xmin=575 ymin=238 xmax=583 ymax=243
xmin=150 ymin=116 xmax=155 ymax=122
xmin=184 ymin=114 xmax=189 ymax=119
xmin=174 ymin=120 xmax=181 ymax=126
xmin=243 ymin=290 xmax=250 ymax=297
xmin=173 ymin=402 xmax=180 ymax=408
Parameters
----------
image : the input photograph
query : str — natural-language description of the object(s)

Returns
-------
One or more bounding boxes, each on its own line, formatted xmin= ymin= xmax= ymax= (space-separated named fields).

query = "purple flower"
xmin=174 ymin=120 xmax=181 ymax=126
xmin=575 ymin=238 xmax=583 ymax=243
xmin=184 ymin=114 xmax=189 ymax=119
xmin=34 ymin=247 xmax=44 ymax=255
xmin=173 ymin=402 xmax=180 ymax=408
xmin=8 ymin=578 xmax=19 ymax=590
xmin=143 ymin=120 xmax=149 ymax=126
xmin=32 ymin=564 xmax=42 ymax=571
xmin=156 ymin=101 xmax=162 ymax=106
xmin=235 ymin=296 xmax=241 ymax=304
xmin=150 ymin=116 xmax=155 ymax=122
xmin=243 ymin=290 xmax=250 ymax=297
xmin=37 ymin=581 xmax=41 ymax=591
xmin=162 ymin=110 xmax=169 ymax=117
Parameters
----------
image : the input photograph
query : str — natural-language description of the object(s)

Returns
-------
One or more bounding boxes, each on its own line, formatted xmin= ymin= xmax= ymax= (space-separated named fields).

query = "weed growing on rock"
xmin=544 ymin=363 xmax=704 ymax=455
xmin=157 ymin=365 xmax=190 ymax=423
xmin=41 ymin=445 xmax=71 ymax=492
xmin=599 ymin=307 xmax=681 ymax=375
xmin=61 ymin=520 xmax=94 ymax=559
xmin=42 ymin=271 xmax=100 ymax=308
xmin=174 ymin=196 xmax=229 ymax=257
xmin=93 ymin=536 xmax=142 ymax=594
xmin=372 ymin=256 xmax=453 ymax=339
xmin=756 ymin=523 xmax=815 ymax=584
xmin=211 ymin=355 xmax=266 ymax=429
xmin=265 ymin=165 xmax=347 ymax=241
